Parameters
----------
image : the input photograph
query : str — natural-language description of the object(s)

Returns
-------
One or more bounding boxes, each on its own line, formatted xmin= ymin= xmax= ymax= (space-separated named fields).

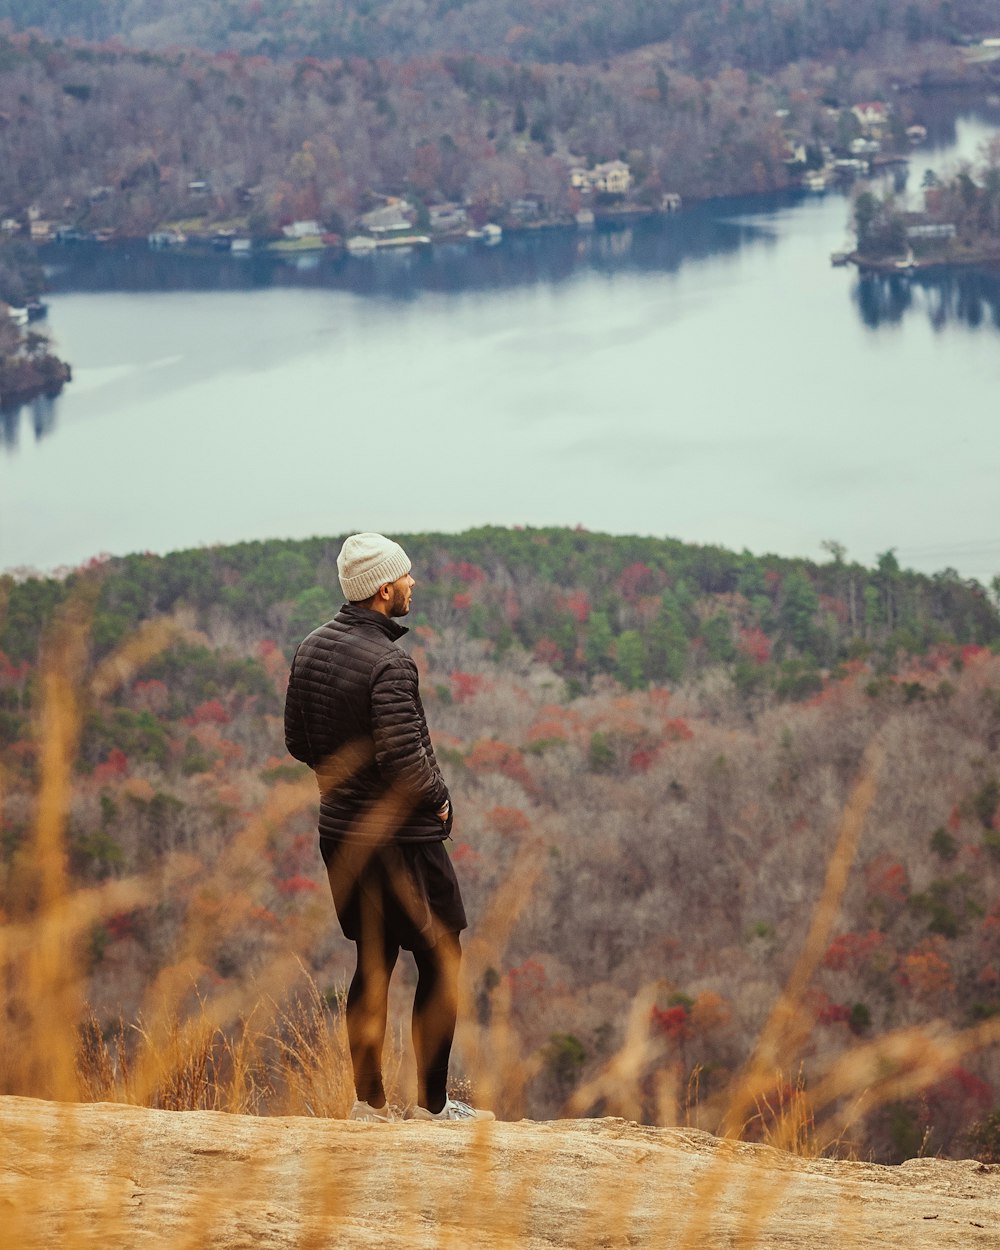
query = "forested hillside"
xmin=3 ymin=529 xmax=1000 ymax=1160
xmin=3 ymin=0 xmax=998 ymax=69
xmin=0 ymin=2 xmax=994 ymax=239
xmin=0 ymin=30 xmax=829 ymax=235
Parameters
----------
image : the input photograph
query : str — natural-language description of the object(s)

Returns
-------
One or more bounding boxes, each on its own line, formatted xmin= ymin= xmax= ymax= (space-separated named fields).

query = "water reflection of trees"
xmin=40 ymin=201 xmax=772 ymax=302
xmin=1 ymin=395 xmax=57 ymax=450
xmin=853 ymin=268 xmax=1000 ymax=333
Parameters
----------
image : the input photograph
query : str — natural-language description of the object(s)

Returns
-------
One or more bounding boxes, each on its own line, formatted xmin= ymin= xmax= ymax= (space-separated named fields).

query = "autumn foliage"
xmin=2 ymin=528 xmax=1000 ymax=1159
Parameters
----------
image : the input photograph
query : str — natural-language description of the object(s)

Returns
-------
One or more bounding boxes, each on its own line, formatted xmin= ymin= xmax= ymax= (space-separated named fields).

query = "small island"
xmin=850 ymin=139 xmax=1000 ymax=272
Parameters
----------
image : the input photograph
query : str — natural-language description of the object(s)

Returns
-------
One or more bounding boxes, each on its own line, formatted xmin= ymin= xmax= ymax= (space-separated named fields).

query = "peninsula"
xmin=850 ymin=138 xmax=1000 ymax=272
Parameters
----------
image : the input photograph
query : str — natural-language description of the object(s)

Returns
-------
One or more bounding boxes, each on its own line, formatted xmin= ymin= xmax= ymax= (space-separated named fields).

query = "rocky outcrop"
xmin=2 ymin=1095 xmax=999 ymax=1248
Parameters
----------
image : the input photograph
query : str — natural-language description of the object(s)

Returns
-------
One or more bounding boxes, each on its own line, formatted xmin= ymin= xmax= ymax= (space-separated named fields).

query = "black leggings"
xmin=346 ymin=926 xmax=462 ymax=1113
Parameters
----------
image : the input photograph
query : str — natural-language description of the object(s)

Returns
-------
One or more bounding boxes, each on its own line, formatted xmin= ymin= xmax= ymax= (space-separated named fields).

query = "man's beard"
xmin=389 ymin=583 xmax=410 ymax=616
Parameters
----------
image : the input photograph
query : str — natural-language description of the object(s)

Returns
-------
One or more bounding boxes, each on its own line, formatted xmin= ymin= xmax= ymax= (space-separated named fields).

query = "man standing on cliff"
xmin=284 ymin=532 xmax=493 ymax=1122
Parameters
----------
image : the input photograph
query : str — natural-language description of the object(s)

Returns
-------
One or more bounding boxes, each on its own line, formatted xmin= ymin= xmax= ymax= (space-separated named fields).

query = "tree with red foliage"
xmin=651 ymin=1003 xmax=691 ymax=1041
xmin=487 ymin=806 xmax=529 ymax=835
xmin=94 ymin=748 xmax=129 ymax=782
xmin=738 ymin=627 xmax=771 ymax=665
xmin=921 ymin=1066 xmax=994 ymax=1151
xmin=105 ymin=911 xmax=137 ymax=941
xmin=450 ymin=671 xmax=484 ymax=703
xmin=186 ymin=699 xmax=232 ymax=727
xmin=450 ymin=842 xmax=481 ymax=874
xmin=466 ymin=739 xmax=536 ymax=795
xmin=865 ymin=855 xmax=910 ymax=907
xmin=823 ymin=929 xmax=884 ymax=973
xmin=560 ymin=590 xmax=591 ymax=624
xmin=617 ymin=562 xmax=657 ymax=600
xmin=816 ymin=998 xmax=852 ymax=1026
xmin=533 ymin=637 xmax=562 ymax=665
xmin=0 ymin=650 xmax=31 ymax=686
xmin=0 ymin=649 xmax=31 ymax=711
xmin=899 ymin=941 xmax=955 ymax=999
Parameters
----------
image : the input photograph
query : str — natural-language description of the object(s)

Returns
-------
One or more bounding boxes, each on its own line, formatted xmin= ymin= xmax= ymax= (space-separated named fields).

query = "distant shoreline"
xmin=850 ymin=249 xmax=1000 ymax=275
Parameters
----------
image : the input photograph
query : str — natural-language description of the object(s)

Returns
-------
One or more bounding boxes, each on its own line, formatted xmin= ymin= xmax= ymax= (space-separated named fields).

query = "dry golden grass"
xmin=3 ymin=594 xmax=1000 ymax=1247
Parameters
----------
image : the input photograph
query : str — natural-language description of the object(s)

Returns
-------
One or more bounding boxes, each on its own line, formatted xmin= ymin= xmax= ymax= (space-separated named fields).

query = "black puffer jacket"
xmin=284 ymin=603 xmax=452 ymax=849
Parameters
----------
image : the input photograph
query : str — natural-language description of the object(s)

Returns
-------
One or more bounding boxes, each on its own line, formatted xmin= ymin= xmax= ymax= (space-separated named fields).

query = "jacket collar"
xmin=336 ymin=602 xmax=409 ymax=641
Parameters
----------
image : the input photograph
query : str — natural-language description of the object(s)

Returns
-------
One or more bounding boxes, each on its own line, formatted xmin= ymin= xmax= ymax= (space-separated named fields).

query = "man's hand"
xmin=436 ymin=800 xmax=450 ymax=822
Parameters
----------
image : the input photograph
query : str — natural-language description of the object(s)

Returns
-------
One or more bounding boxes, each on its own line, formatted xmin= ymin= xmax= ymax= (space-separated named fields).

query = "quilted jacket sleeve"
xmin=371 ymin=652 xmax=450 ymax=810
xmin=284 ymin=652 xmax=315 ymax=766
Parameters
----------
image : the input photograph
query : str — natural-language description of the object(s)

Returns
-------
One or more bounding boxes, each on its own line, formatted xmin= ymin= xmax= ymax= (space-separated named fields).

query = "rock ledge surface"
xmin=3 ymin=1095 xmax=999 ymax=1248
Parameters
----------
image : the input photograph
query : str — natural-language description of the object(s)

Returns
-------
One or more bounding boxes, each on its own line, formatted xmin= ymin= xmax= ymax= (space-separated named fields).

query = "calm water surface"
xmin=2 ymin=105 xmax=999 ymax=582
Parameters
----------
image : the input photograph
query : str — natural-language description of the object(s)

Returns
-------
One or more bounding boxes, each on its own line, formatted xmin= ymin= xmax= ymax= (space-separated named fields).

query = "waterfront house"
xmin=358 ymin=202 xmax=414 ymax=235
xmin=783 ymin=141 xmax=807 ymax=166
xmin=567 ymin=160 xmax=633 ymax=195
xmin=282 ymin=220 xmax=323 ymax=239
xmin=592 ymin=161 xmax=632 ymax=194
xmin=510 ymin=198 xmax=542 ymax=221
xmin=428 ymin=203 xmax=469 ymax=232
xmin=148 ymin=230 xmax=186 ymax=248
xmin=906 ymin=223 xmax=956 ymax=240
xmin=852 ymin=102 xmax=889 ymax=130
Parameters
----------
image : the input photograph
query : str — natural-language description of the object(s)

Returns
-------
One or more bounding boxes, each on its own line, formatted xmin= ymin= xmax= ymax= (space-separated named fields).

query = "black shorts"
xmin=323 ymin=839 xmax=468 ymax=952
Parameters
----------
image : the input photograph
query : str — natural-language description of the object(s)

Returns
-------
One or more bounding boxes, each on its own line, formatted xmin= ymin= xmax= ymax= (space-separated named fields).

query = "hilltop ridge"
xmin=3 ymin=529 xmax=1000 ymax=1160
xmin=2 ymin=1094 xmax=999 ymax=1248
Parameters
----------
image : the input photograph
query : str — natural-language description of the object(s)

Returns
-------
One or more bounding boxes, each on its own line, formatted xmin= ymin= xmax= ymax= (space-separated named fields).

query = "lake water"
xmin=2 ymin=101 xmax=1000 ymax=584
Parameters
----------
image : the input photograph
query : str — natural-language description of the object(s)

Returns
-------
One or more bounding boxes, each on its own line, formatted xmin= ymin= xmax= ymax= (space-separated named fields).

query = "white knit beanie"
xmin=338 ymin=533 xmax=411 ymax=602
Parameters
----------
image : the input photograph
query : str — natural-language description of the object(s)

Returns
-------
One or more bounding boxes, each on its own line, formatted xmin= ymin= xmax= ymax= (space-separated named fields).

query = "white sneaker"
xmin=349 ymin=1099 xmax=397 ymax=1122
xmin=410 ymin=1098 xmax=495 ymax=1122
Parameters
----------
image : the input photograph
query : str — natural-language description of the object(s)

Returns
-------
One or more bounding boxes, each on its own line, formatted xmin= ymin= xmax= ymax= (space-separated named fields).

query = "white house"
xmin=569 ymin=160 xmax=632 ymax=195
xmin=428 ymin=203 xmax=469 ymax=232
xmin=852 ymin=102 xmax=889 ymax=130
xmin=282 ymin=220 xmax=323 ymax=239
xmin=593 ymin=161 xmax=631 ymax=193
xmin=358 ymin=202 xmax=414 ymax=235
